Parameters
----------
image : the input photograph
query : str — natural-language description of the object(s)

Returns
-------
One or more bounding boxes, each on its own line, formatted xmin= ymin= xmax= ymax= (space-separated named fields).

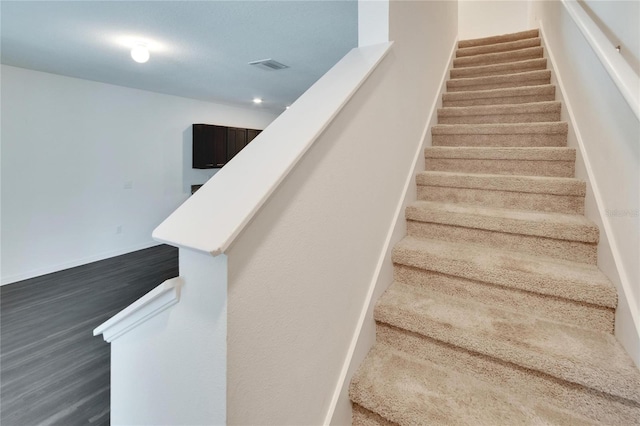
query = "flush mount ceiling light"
xmin=253 ymin=98 xmax=263 ymax=104
xmin=131 ymin=43 xmax=150 ymax=63
xmin=113 ymin=35 xmax=167 ymax=64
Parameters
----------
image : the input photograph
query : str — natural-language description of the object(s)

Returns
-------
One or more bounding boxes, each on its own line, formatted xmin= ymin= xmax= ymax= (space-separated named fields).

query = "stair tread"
xmin=424 ymin=146 xmax=575 ymax=160
xmin=459 ymin=29 xmax=540 ymax=48
xmin=375 ymin=281 xmax=640 ymax=404
xmin=448 ymin=69 xmax=551 ymax=87
xmin=438 ymin=101 xmax=561 ymax=117
xmin=450 ymin=58 xmax=547 ymax=79
xmin=350 ymin=343 xmax=598 ymax=426
xmin=453 ymin=47 xmax=544 ymax=68
xmin=432 ymin=121 xmax=568 ymax=135
xmin=456 ymin=46 xmax=543 ymax=62
xmin=457 ymin=37 xmax=541 ymax=58
xmin=443 ymin=84 xmax=555 ymax=101
xmin=416 ymin=171 xmax=585 ymax=196
xmin=406 ymin=200 xmax=598 ymax=242
xmin=392 ymin=236 xmax=615 ymax=307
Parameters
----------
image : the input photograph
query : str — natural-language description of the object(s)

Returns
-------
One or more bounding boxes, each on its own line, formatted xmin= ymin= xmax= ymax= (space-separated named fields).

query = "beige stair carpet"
xmin=431 ymin=122 xmax=568 ymax=147
xmin=449 ymin=57 xmax=547 ymax=79
xmin=349 ymin=29 xmax=640 ymax=425
xmin=447 ymin=69 xmax=552 ymax=92
xmin=423 ymin=146 xmax=576 ymax=177
xmin=442 ymin=84 xmax=556 ymax=107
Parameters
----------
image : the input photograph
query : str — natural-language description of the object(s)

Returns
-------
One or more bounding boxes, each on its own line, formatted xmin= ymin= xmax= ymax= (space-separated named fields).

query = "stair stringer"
xmin=323 ymin=38 xmax=458 ymax=426
xmin=539 ymin=23 xmax=640 ymax=368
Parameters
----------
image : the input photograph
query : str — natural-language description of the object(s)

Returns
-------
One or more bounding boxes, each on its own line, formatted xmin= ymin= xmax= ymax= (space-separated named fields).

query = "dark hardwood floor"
xmin=1 ymin=245 xmax=179 ymax=425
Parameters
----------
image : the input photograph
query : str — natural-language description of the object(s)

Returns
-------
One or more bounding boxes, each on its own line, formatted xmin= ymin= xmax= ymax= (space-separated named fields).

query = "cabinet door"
xmin=193 ymin=124 xmax=226 ymax=168
xmin=211 ymin=126 xmax=227 ymax=167
xmin=247 ymin=129 xmax=261 ymax=143
xmin=193 ymin=124 xmax=213 ymax=168
xmin=226 ymin=127 xmax=248 ymax=161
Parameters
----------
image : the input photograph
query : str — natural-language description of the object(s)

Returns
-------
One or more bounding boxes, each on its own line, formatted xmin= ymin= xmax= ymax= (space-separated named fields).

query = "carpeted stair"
xmin=349 ymin=29 xmax=640 ymax=425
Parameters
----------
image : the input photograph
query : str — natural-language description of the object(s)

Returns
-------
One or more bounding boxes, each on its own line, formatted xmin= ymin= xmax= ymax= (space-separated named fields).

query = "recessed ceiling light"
xmin=285 ymin=106 xmax=290 ymax=110
xmin=253 ymin=98 xmax=263 ymax=104
xmin=131 ymin=43 xmax=150 ymax=63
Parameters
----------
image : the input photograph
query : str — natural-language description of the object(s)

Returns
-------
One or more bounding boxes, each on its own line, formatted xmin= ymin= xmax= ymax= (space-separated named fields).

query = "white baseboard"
xmin=1 ymin=240 xmax=162 ymax=286
xmin=322 ymin=37 xmax=458 ymax=425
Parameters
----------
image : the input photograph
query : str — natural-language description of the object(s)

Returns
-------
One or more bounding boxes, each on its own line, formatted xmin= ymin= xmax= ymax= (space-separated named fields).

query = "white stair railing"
xmin=561 ymin=0 xmax=639 ymax=120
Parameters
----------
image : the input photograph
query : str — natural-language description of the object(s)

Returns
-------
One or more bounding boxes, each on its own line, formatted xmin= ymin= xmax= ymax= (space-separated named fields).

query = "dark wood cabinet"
xmin=192 ymin=124 xmax=261 ymax=169
xmin=226 ymin=127 xmax=248 ymax=160
xmin=247 ymin=128 xmax=261 ymax=143
xmin=192 ymin=124 xmax=226 ymax=168
xmin=211 ymin=126 xmax=227 ymax=167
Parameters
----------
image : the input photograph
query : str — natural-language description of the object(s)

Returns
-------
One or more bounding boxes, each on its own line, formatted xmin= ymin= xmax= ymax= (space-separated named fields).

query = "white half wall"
xmin=532 ymin=1 xmax=640 ymax=366
xmin=110 ymin=249 xmax=227 ymax=425
xmin=458 ymin=0 xmax=530 ymax=40
xmin=327 ymin=10 xmax=457 ymax=426
xmin=225 ymin=1 xmax=457 ymax=424
xmin=0 ymin=65 xmax=277 ymax=285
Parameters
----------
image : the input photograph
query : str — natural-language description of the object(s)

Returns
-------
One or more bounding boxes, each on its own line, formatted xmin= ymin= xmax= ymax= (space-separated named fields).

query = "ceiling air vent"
xmin=249 ymin=58 xmax=289 ymax=71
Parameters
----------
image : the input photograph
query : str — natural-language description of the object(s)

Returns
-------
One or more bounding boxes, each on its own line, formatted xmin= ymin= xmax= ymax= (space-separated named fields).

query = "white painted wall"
xmin=458 ymin=0 xmax=529 ymax=40
xmin=226 ymin=1 xmax=457 ymax=424
xmin=579 ymin=0 xmax=640 ymax=74
xmin=531 ymin=1 xmax=640 ymax=367
xmin=358 ymin=0 xmax=389 ymax=46
xmin=328 ymin=9 xmax=457 ymax=424
xmin=110 ymin=249 xmax=227 ymax=425
xmin=0 ymin=65 xmax=277 ymax=285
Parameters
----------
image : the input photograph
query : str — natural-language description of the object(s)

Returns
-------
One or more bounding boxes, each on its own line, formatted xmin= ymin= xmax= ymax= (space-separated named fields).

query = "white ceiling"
xmin=1 ymin=1 xmax=358 ymax=113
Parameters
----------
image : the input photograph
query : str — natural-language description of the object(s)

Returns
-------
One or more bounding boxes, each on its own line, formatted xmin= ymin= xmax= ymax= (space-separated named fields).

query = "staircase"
xmin=349 ymin=29 xmax=640 ymax=425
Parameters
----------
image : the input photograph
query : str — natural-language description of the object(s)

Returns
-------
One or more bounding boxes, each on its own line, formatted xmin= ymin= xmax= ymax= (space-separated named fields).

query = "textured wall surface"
xmin=226 ymin=1 xmax=458 ymax=424
xmin=458 ymin=0 xmax=529 ymax=40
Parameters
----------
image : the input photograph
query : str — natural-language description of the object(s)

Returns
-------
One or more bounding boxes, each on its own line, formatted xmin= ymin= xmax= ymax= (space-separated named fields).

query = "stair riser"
xmin=417 ymin=173 xmax=584 ymax=196
xmin=438 ymin=111 xmax=560 ymax=125
xmin=457 ymin=38 xmax=541 ymax=58
xmin=447 ymin=77 xmax=550 ymax=92
xmin=406 ymin=220 xmax=596 ymax=264
xmin=375 ymin=323 xmax=637 ymax=424
xmin=443 ymin=93 xmax=555 ymax=107
xmin=432 ymin=133 xmax=567 ymax=147
xmin=425 ymin=158 xmax=575 ymax=177
xmin=459 ymin=29 xmax=540 ymax=49
xmin=453 ymin=48 xmax=543 ymax=68
xmin=352 ymin=404 xmax=393 ymax=426
xmin=450 ymin=59 xmax=547 ymax=79
xmin=417 ymin=186 xmax=585 ymax=214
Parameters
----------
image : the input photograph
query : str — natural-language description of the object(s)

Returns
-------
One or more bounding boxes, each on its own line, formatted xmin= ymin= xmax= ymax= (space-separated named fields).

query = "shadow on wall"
xmin=182 ymin=127 xmax=219 ymax=194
